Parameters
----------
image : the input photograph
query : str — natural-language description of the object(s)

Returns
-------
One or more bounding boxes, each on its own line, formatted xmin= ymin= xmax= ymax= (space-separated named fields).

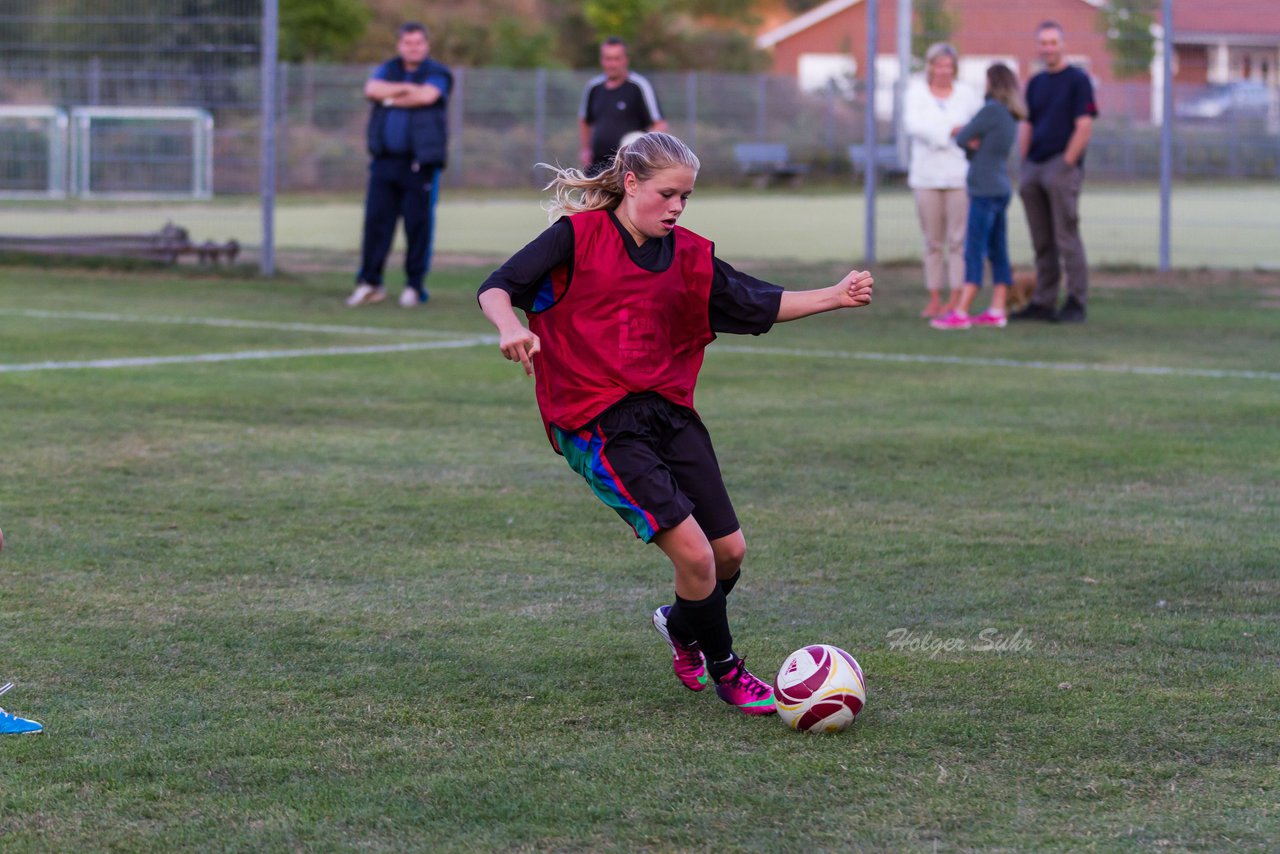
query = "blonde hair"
xmin=540 ymin=132 xmax=700 ymax=221
xmin=986 ymin=63 xmax=1026 ymax=120
xmin=924 ymin=42 xmax=959 ymax=84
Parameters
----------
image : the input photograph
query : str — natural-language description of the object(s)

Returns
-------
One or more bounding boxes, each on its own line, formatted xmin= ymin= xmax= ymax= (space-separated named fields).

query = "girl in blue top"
xmin=932 ymin=64 xmax=1026 ymax=330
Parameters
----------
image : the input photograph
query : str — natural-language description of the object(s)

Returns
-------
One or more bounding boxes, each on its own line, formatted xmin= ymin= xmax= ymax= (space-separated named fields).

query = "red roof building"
xmin=756 ymin=0 xmax=1280 ymax=118
xmin=1171 ymin=0 xmax=1280 ymax=85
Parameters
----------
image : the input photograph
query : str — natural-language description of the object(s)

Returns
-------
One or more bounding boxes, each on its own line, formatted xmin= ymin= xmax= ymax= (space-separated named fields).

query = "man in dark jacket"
xmin=348 ymin=22 xmax=452 ymax=309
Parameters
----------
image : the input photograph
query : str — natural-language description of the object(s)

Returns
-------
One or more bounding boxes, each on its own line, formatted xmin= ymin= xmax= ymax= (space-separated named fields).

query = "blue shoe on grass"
xmin=0 ymin=682 xmax=43 ymax=734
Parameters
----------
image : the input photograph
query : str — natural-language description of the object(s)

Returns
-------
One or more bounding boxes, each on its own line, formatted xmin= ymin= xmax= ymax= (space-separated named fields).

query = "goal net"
xmin=70 ymin=107 xmax=214 ymax=199
xmin=0 ymin=106 xmax=69 ymax=199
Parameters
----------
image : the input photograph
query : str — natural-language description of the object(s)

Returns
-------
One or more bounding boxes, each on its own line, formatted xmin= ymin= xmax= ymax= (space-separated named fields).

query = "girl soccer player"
xmin=477 ymin=132 xmax=873 ymax=715
xmin=932 ymin=63 xmax=1026 ymax=330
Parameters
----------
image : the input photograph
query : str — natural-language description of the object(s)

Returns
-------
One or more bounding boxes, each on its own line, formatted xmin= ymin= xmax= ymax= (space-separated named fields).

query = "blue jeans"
xmin=963 ymin=193 xmax=1012 ymax=287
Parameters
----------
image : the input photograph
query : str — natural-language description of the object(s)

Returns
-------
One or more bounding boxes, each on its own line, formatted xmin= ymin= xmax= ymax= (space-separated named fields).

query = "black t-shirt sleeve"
xmin=709 ymin=256 xmax=783 ymax=335
xmin=1072 ymin=70 xmax=1099 ymax=119
xmin=477 ymin=219 xmax=573 ymax=311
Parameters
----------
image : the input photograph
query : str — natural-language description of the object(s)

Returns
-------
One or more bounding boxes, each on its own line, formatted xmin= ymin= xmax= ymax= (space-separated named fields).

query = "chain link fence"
xmin=2 ymin=3 xmax=1278 ymax=268
xmin=6 ymin=59 xmax=1279 ymax=191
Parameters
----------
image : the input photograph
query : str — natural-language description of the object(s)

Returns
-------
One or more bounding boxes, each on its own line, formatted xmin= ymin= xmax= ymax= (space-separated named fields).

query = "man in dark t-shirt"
xmin=1013 ymin=21 xmax=1098 ymax=324
xmin=578 ymin=37 xmax=667 ymax=174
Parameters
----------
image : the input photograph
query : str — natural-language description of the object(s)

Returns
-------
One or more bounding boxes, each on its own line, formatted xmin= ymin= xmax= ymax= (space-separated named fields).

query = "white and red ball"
xmin=774 ymin=644 xmax=866 ymax=733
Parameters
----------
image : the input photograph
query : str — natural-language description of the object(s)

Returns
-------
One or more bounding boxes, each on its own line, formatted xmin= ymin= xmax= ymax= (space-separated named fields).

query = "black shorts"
xmin=552 ymin=393 xmax=740 ymax=543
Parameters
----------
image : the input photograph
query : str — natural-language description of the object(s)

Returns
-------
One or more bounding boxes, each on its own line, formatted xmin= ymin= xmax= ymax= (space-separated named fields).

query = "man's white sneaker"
xmin=399 ymin=287 xmax=427 ymax=308
xmin=345 ymin=283 xmax=385 ymax=307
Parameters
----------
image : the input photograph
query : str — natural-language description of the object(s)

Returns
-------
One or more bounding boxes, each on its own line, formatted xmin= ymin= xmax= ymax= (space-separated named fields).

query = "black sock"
xmin=719 ymin=569 xmax=741 ymax=596
xmin=708 ymin=654 xmax=740 ymax=683
xmin=675 ymin=586 xmax=733 ymax=666
xmin=665 ymin=600 xmax=696 ymax=644
xmin=666 ymin=574 xmax=737 ymax=643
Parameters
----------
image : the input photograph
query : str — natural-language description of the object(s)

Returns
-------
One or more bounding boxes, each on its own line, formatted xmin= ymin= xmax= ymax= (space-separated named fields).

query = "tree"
xmin=581 ymin=0 xmax=670 ymax=46
xmin=1098 ymin=0 xmax=1155 ymax=79
xmin=575 ymin=0 xmax=766 ymax=70
xmin=434 ymin=15 xmax=563 ymax=69
xmin=912 ymin=0 xmax=957 ymax=59
xmin=280 ymin=0 xmax=368 ymax=63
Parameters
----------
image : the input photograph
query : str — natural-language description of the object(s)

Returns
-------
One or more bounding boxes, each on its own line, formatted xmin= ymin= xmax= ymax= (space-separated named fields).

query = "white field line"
xmin=0 ymin=307 xmax=1275 ymax=381
xmin=713 ymin=344 xmax=1280 ymax=383
xmin=0 ymin=308 xmax=463 ymax=338
xmin=0 ymin=338 xmax=496 ymax=373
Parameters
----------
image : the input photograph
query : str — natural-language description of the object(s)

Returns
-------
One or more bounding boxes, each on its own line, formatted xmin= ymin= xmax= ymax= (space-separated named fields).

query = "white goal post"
xmin=70 ymin=106 xmax=214 ymax=200
xmin=0 ymin=106 xmax=69 ymax=199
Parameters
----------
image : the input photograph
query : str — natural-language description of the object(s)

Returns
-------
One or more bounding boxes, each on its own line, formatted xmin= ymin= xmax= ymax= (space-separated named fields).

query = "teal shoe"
xmin=0 ymin=682 xmax=43 ymax=734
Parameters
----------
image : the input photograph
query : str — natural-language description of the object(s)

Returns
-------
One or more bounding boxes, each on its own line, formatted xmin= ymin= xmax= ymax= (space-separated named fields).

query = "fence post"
xmin=863 ymin=0 xmax=879 ymax=265
xmin=277 ymin=60 xmax=288 ymax=190
xmin=686 ymin=71 xmax=697 ymax=151
xmin=534 ymin=67 xmax=547 ymax=182
xmin=756 ymin=74 xmax=767 ymax=141
xmin=1159 ymin=0 xmax=1173 ymax=272
xmin=824 ymin=88 xmax=835 ymax=157
xmin=450 ymin=67 xmax=465 ymax=186
xmin=88 ymin=56 xmax=101 ymax=105
xmin=894 ymin=0 xmax=910 ymax=170
xmin=259 ymin=0 xmax=278 ymax=276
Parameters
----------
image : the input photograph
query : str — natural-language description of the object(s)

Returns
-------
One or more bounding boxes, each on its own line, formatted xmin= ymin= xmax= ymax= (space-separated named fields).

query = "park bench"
xmin=848 ymin=143 xmax=906 ymax=178
xmin=733 ymin=143 xmax=808 ymax=188
xmin=0 ymin=222 xmax=239 ymax=265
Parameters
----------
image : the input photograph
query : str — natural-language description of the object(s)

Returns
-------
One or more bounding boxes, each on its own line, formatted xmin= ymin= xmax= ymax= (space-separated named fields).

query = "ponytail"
xmin=540 ymin=132 xmax=700 ymax=221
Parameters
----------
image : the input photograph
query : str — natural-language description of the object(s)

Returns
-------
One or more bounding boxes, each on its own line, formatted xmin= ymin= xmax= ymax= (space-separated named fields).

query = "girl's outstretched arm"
xmin=775 ymin=270 xmax=874 ymax=323
xmin=479 ymin=288 xmax=540 ymax=376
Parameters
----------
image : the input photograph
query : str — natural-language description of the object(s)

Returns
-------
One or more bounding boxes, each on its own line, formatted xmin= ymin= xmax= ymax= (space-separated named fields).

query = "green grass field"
xmin=3 ymin=181 xmax=1280 ymax=270
xmin=1 ymin=260 xmax=1277 ymax=851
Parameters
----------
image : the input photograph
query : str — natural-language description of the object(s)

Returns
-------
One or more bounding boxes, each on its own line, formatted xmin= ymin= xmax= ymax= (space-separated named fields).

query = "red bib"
xmin=527 ymin=209 xmax=715 ymax=449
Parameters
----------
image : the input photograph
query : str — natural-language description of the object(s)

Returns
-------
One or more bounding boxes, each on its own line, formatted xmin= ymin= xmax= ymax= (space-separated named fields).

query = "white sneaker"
xmin=345 ymin=283 xmax=385 ymax=307
xmin=399 ymin=287 xmax=426 ymax=308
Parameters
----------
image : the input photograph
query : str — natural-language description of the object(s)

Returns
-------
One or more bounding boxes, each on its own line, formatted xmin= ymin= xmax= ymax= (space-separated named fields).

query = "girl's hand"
xmin=836 ymin=269 xmax=874 ymax=308
xmin=499 ymin=328 xmax=540 ymax=376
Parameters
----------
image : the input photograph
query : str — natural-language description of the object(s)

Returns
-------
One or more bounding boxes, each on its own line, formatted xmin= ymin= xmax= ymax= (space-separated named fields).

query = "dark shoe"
xmin=1009 ymin=303 xmax=1056 ymax=322
xmin=1053 ymin=298 xmax=1087 ymax=324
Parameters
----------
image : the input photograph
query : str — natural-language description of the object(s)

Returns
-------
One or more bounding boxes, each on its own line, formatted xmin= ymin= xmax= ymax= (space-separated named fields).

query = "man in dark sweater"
xmin=1013 ymin=21 xmax=1097 ymax=324
xmin=348 ymin=22 xmax=452 ymax=309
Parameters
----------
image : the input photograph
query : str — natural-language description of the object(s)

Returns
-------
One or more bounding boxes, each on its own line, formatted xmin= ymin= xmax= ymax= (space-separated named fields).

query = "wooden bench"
xmin=733 ymin=143 xmax=808 ymax=188
xmin=847 ymin=143 xmax=905 ymax=177
xmin=0 ymin=222 xmax=239 ymax=265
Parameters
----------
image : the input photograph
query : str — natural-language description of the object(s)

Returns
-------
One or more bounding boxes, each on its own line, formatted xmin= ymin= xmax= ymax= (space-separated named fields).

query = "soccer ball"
xmin=619 ymin=131 xmax=646 ymax=149
xmin=774 ymin=644 xmax=866 ymax=733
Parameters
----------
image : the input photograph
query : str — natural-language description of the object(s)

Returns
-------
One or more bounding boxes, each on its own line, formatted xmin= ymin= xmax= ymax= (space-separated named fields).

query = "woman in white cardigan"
xmin=904 ymin=42 xmax=981 ymax=318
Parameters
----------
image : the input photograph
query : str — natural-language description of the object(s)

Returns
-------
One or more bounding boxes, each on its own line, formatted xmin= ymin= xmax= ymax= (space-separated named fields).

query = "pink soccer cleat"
xmin=652 ymin=606 xmax=709 ymax=691
xmin=713 ymin=657 xmax=776 ymax=715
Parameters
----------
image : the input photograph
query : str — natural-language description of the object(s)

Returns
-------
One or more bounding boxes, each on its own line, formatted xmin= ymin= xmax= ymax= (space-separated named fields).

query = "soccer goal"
xmin=0 ymin=106 xmax=69 ymax=199
xmin=69 ymin=106 xmax=214 ymax=200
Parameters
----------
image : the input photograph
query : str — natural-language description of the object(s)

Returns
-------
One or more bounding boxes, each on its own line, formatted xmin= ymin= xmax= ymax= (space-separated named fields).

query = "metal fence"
xmin=5 ymin=61 xmax=1280 ymax=192
xmin=2 ymin=0 xmax=1278 ymax=269
xmin=271 ymin=67 xmax=1280 ymax=192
